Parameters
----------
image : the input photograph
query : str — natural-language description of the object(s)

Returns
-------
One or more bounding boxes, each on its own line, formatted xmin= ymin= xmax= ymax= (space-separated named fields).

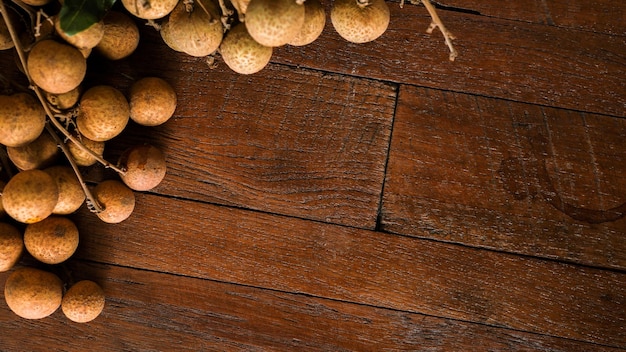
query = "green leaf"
xmin=59 ymin=0 xmax=117 ymax=36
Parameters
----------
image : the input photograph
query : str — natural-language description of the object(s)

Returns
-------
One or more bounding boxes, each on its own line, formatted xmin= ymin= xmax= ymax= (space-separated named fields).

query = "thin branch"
xmin=420 ymin=0 xmax=458 ymax=61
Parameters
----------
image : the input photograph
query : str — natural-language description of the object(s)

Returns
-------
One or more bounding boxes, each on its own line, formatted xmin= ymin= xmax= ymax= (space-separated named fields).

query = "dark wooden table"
xmin=1 ymin=0 xmax=625 ymax=350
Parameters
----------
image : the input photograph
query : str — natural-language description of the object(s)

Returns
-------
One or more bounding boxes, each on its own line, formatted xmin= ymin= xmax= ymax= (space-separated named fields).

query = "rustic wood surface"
xmin=0 ymin=0 xmax=625 ymax=351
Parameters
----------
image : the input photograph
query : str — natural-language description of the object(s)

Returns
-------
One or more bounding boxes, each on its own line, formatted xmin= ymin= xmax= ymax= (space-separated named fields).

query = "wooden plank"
xmin=381 ymin=85 xmax=626 ymax=270
xmin=274 ymin=6 xmax=626 ymax=117
xmin=1 ymin=261 xmax=621 ymax=351
xmin=66 ymin=193 xmax=626 ymax=347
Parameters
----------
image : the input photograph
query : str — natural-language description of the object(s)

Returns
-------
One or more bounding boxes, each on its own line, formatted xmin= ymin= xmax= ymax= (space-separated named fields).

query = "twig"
xmin=420 ymin=0 xmax=458 ymax=61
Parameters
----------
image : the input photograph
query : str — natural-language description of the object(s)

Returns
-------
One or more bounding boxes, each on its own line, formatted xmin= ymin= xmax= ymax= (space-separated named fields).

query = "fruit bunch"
xmin=0 ymin=0 xmax=174 ymax=322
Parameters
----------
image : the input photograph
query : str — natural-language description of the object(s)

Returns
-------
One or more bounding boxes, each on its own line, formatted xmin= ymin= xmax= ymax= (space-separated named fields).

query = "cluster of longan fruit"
xmin=0 ymin=0 xmax=176 ymax=323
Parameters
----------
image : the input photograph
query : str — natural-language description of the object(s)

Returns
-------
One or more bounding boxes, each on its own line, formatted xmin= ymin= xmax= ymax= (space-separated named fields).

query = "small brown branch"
xmin=420 ymin=0 xmax=458 ymax=61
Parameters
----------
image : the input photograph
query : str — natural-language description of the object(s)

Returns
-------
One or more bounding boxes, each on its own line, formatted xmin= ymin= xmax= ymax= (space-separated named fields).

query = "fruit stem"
xmin=0 ymin=0 xmax=126 ymax=175
xmin=45 ymin=123 xmax=104 ymax=213
xmin=419 ymin=0 xmax=458 ymax=61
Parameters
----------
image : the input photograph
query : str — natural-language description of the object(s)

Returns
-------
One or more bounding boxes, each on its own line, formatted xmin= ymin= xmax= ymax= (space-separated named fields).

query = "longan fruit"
xmin=122 ymin=0 xmax=178 ymax=20
xmin=231 ymin=0 xmax=250 ymax=21
xmin=44 ymin=165 xmax=86 ymax=215
xmin=76 ymin=85 xmax=130 ymax=142
xmin=160 ymin=0 xmax=223 ymax=57
xmin=2 ymin=169 xmax=59 ymax=224
xmin=62 ymin=280 xmax=105 ymax=323
xmin=0 ymin=222 xmax=22 ymax=272
xmin=93 ymin=180 xmax=135 ymax=223
xmin=66 ymin=134 xmax=105 ymax=167
xmin=7 ymin=131 xmax=60 ymax=171
xmin=330 ymin=0 xmax=390 ymax=44
xmin=96 ymin=11 xmax=140 ymax=60
xmin=118 ymin=144 xmax=167 ymax=191
xmin=0 ymin=93 xmax=46 ymax=148
xmin=20 ymin=0 xmax=52 ymax=6
xmin=27 ymin=39 xmax=86 ymax=94
xmin=55 ymin=17 xmax=104 ymax=50
xmin=219 ymin=23 xmax=273 ymax=75
xmin=45 ymin=86 xmax=81 ymax=110
xmin=129 ymin=77 xmax=177 ymax=126
xmin=4 ymin=267 xmax=63 ymax=319
xmin=245 ymin=0 xmax=305 ymax=47
xmin=0 ymin=180 xmax=6 ymax=217
xmin=24 ymin=216 xmax=79 ymax=264
xmin=0 ymin=6 xmax=22 ymax=51
xmin=288 ymin=0 xmax=326 ymax=46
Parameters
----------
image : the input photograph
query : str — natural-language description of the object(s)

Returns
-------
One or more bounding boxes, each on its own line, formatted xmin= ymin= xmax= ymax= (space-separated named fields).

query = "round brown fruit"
xmin=44 ymin=165 xmax=86 ymax=215
xmin=76 ymin=85 xmax=130 ymax=142
xmin=219 ymin=23 xmax=273 ymax=75
xmin=24 ymin=216 xmax=79 ymax=264
xmin=330 ymin=0 xmax=390 ymax=44
xmin=0 ymin=93 xmax=46 ymax=148
xmin=93 ymin=180 xmax=135 ymax=223
xmin=118 ymin=144 xmax=167 ymax=191
xmin=2 ymin=169 xmax=58 ymax=224
xmin=27 ymin=39 xmax=86 ymax=94
xmin=96 ymin=11 xmax=140 ymax=60
xmin=4 ymin=267 xmax=63 ymax=319
xmin=129 ymin=77 xmax=177 ymax=126
xmin=55 ymin=17 xmax=104 ymax=50
xmin=122 ymin=0 xmax=178 ymax=20
xmin=288 ymin=0 xmax=326 ymax=46
xmin=7 ymin=131 xmax=60 ymax=171
xmin=159 ymin=0 xmax=223 ymax=57
xmin=62 ymin=280 xmax=105 ymax=323
xmin=245 ymin=0 xmax=305 ymax=47
xmin=45 ymin=86 xmax=81 ymax=110
xmin=20 ymin=0 xmax=51 ymax=6
xmin=66 ymin=134 xmax=105 ymax=167
xmin=0 ymin=222 xmax=23 ymax=272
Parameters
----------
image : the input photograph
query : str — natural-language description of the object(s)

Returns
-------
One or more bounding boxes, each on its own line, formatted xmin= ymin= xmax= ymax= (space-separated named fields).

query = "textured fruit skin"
xmin=24 ymin=216 xmax=79 ymax=264
xmin=67 ymin=134 xmax=105 ymax=167
xmin=7 ymin=132 xmax=60 ymax=171
xmin=62 ymin=280 xmax=105 ymax=323
xmin=245 ymin=0 xmax=305 ymax=47
xmin=160 ymin=0 xmax=223 ymax=57
xmin=45 ymin=86 xmax=81 ymax=110
xmin=93 ymin=180 xmax=136 ymax=223
xmin=4 ymin=267 xmax=63 ymax=319
xmin=331 ymin=0 xmax=390 ymax=44
xmin=77 ymin=85 xmax=130 ymax=142
xmin=0 ymin=93 xmax=46 ymax=148
xmin=129 ymin=77 xmax=177 ymax=126
xmin=288 ymin=0 xmax=326 ymax=46
xmin=119 ymin=144 xmax=167 ymax=191
xmin=44 ymin=165 xmax=86 ymax=215
xmin=2 ymin=170 xmax=59 ymax=224
xmin=220 ymin=23 xmax=273 ymax=75
xmin=27 ymin=40 xmax=87 ymax=94
xmin=55 ymin=18 xmax=104 ymax=50
xmin=96 ymin=11 xmax=140 ymax=60
xmin=0 ymin=223 xmax=23 ymax=272
xmin=122 ymin=0 xmax=178 ymax=20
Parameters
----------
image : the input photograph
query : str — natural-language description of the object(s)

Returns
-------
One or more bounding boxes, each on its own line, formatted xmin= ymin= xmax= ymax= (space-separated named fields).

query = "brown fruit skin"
xmin=45 ymin=86 xmax=81 ymax=110
xmin=129 ymin=77 xmax=177 ymax=126
xmin=122 ymin=0 xmax=178 ymax=20
xmin=160 ymin=0 xmax=223 ymax=57
xmin=77 ymin=85 xmax=130 ymax=142
xmin=288 ymin=0 xmax=326 ymax=46
xmin=7 ymin=132 xmax=60 ymax=171
xmin=20 ymin=0 xmax=51 ymax=5
xmin=220 ymin=23 xmax=273 ymax=75
xmin=55 ymin=18 xmax=104 ymax=50
xmin=67 ymin=134 xmax=105 ymax=167
xmin=0 ymin=223 xmax=23 ymax=272
xmin=96 ymin=11 xmax=140 ymax=60
xmin=2 ymin=170 xmax=59 ymax=224
xmin=0 ymin=93 xmax=46 ymax=148
xmin=93 ymin=180 xmax=135 ymax=223
xmin=24 ymin=216 xmax=79 ymax=264
xmin=62 ymin=280 xmax=105 ymax=323
xmin=0 ymin=180 xmax=6 ymax=217
xmin=330 ymin=0 xmax=390 ymax=44
xmin=44 ymin=165 xmax=86 ymax=215
xmin=4 ymin=267 xmax=63 ymax=319
xmin=27 ymin=40 xmax=87 ymax=94
xmin=119 ymin=144 xmax=167 ymax=191
xmin=245 ymin=0 xmax=305 ymax=47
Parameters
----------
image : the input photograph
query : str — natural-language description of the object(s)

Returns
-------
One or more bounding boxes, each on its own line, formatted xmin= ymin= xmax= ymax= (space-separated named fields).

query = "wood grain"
xmin=381 ymin=85 xmax=626 ymax=270
xmin=274 ymin=6 xmax=626 ymax=117
xmin=1 ymin=261 xmax=621 ymax=351
xmin=66 ymin=193 xmax=626 ymax=347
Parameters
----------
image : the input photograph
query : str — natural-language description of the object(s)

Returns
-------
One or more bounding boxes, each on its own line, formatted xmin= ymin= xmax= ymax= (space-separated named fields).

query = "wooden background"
xmin=1 ymin=0 xmax=625 ymax=350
